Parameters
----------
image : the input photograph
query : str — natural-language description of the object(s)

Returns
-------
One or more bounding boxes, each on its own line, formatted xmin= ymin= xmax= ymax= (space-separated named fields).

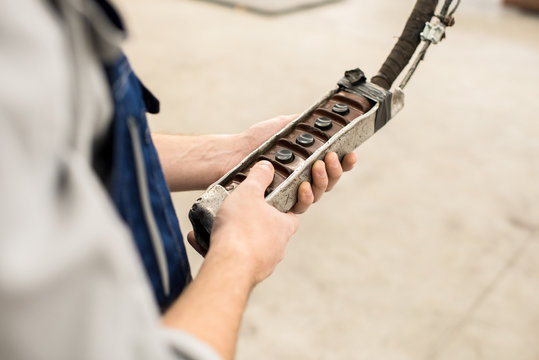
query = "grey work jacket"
xmin=0 ymin=0 xmax=219 ymax=359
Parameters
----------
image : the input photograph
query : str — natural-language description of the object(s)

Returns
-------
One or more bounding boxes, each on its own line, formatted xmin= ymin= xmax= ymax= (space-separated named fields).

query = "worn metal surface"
xmin=190 ymin=77 xmax=405 ymax=250
xmin=265 ymin=102 xmax=379 ymax=212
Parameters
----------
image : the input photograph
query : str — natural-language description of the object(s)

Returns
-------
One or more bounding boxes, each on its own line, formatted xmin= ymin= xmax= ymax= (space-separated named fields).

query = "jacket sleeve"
xmin=0 ymin=1 xmax=220 ymax=359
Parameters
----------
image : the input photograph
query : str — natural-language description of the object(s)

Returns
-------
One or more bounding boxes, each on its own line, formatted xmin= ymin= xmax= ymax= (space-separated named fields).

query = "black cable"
xmin=448 ymin=0 xmax=461 ymax=17
xmin=440 ymin=0 xmax=453 ymax=16
xmin=371 ymin=0 xmax=439 ymax=90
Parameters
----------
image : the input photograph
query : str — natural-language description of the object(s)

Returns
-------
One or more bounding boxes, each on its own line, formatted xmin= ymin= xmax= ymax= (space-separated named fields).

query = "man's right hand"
xmin=176 ymin=161 xmax=298 ymax=359
xmin=188 ymin=160 xmax=299 ymax=285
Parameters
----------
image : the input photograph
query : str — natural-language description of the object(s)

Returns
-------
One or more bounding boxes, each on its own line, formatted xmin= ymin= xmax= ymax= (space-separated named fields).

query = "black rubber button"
xmin=275 ymin=149 xmax=294 ymax=164
xmin=314 ymin=117 xmax=332 ymax=131
xmin=332 ymin=103 xmax=349 ymax=115
xmin=296 ymin=133 xmax=315 ymax=147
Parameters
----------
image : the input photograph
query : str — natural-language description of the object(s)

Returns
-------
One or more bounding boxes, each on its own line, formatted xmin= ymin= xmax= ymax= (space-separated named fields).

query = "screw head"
xmin=296 ymin=133 xmax=315 ymax=147
xmin=314 ymin=117 xmax=333 ymax=130
xmin=275 ymin=149 xmax=294 ymax=164
xmin=332 ymin=103 xmax=349 ymax=115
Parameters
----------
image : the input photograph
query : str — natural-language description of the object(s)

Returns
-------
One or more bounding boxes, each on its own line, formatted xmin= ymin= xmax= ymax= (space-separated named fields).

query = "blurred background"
xmin=115 ymin=0 xmax=538 ymax=359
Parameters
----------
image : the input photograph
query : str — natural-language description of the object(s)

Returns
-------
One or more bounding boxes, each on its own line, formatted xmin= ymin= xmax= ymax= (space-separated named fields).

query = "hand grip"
xmin=189 ymin=76 xmax=396 ymax=252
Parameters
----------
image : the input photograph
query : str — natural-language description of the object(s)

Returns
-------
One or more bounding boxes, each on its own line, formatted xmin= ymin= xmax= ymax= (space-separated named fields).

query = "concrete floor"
xmin=116 ymin=0 xmax=539 ymax=359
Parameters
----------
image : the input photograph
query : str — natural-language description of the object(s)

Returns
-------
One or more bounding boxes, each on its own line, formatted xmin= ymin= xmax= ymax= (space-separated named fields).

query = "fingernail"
xmin=314 ymin=160 xmax=325 ymax=173
xmin=329 ymin=153 xmax=340 ymax=167
xmin=258 ymin=160 xmax=273 ymax=170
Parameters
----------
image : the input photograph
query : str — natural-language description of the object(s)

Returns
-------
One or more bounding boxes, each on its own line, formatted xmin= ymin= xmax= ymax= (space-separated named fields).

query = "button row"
xmin=274 ymin=103 xmax=350 ymax=164
xmin=332 ymin=103 xmax=349 ymax=115
xmin=275 ymin=149 xmax=294 ymax=164
xmin=296 ymin=133 xmax=314 ymax=147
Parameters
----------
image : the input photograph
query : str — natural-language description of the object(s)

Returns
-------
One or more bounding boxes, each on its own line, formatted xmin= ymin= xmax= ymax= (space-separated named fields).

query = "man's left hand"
xmin=233 ymin=114 xmax=357 ymax=214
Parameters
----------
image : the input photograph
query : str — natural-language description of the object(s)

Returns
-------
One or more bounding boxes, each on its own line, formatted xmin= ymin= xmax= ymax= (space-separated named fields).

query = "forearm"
xmin=162 ymin=251 xmax=254 ymax=360
xmin=153 ymin=115 xmax=298 ymax=192
xmin=162 ymin=161 xmax=299 ymax=360
xmin=153 ymin=133 xmax=246 ymax=191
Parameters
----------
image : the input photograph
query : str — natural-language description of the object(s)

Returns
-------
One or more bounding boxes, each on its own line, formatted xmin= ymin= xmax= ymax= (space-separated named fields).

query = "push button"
xmin=332 ymin=103 xmax=349 ymax=115
xmin=296 ymin=133 xmax=315 ymax=147
xmin=314 ymin=117 xmax=332 ymax=131
xmin=275 ymin=149 xmax=294 ymax=164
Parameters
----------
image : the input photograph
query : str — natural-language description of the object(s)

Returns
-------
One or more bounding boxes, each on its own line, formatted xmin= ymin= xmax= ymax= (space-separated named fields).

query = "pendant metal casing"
xmin=189 ymin=69 xmax=405 ymax=253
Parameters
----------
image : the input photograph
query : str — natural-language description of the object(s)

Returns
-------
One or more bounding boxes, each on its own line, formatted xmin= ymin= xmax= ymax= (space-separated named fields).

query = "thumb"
xmin=240 ymin=160 xmax=275 ymax=196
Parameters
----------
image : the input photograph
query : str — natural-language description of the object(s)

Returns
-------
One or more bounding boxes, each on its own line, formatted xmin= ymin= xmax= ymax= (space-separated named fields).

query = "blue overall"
xmin=103 ymin=55 xmax=192 ymax=312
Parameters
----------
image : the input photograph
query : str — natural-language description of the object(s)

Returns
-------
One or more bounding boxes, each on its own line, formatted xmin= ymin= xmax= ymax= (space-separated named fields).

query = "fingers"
xmin=294 ymin=152 xmax=356 ymax=213
xmin=295 ymin=152 xmax=357 ymax=214
xmin=341 ymin=152 xmax=357 ymax=172
xmin=240 ymin=161 xmax=275 ymax=196
xmin=324 ymin=152 xmax=343 ymax=192
xmin=246 ymin=114 xmax=300 ymax=147
xmin=187 ymin=231 xmax=207 ymax=256
xmin=311 ymin=160 xmax=329 ymax=202
xmin=260 ymin=114 xmax=298 ymax=137
xmin=262 ymin=114 xmax=300 ymax=142
xmin=277 ymin=114 xmax=300 ymax=125
xmin=291 ymin=182 xmax=314 ymax=214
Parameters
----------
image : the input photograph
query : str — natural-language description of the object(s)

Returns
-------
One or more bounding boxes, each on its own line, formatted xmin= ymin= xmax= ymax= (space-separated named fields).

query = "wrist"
xmin=206 ymin=227 xmax=259 ymax=282
xmin=163 ymin=235 xmax=256 ymax=360
xmin=202 ymin=245 xmax=258 ymax=291
xmin=154 ymin=132 xmax=247 ymax=191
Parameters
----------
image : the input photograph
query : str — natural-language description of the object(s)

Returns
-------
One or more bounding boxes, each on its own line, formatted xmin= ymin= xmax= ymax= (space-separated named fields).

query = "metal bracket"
xmin=391 ymin=87 xmax=405 ymax=117
xmin=420 ymin=16 xmax=446 ymax=45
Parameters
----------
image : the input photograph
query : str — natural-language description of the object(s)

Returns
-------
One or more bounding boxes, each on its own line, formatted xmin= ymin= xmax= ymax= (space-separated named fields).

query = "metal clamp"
xmin=420 ymin=16 xmax=446 ymax=45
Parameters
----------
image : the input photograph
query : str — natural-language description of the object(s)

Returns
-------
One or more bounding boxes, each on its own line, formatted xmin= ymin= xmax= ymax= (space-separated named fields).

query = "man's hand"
xmin=292 ymin=151 xmax=357 ymax=214
xmin=166 ymin=117 xmax=356 ymax=359
xmin=226 ymin=114 xmax=358 ymax=214
xmin=154 ymin=114 xmax=357 ymax=213
xmin=169 ymin=162 xmax=299 ymax=359
xmin=206 ymin=161 xmax=299 ymax=284
xmin=187 ymin=161 xmax=300 ymax=279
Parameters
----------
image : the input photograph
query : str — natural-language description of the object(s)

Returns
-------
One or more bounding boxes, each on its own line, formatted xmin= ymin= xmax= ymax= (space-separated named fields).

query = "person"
xmin=0 ymin=1 xmax=356 ymax=359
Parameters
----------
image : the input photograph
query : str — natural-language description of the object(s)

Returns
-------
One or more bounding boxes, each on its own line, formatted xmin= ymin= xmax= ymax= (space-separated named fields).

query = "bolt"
xmin=296 ymin=133 xmax=315 ymax=147
xmin=332 ymin=103 xmax=349 ymax=115
xmin=275 ymin=149 xmax=294 ymax=164
xmin=314 ymin=117 xmax=333 ymax=131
